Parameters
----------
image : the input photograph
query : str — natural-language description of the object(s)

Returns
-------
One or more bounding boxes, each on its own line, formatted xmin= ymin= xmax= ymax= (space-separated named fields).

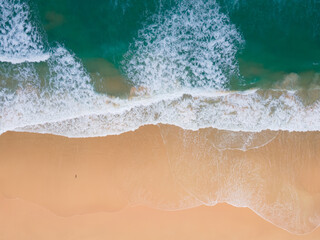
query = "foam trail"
xmin=0 ymin=0 xmax=49 ymax=63
xmin=123 ymin=0 xmax=244 ymax=94
xmin=158 ymin=125 xmax=320 ymax=234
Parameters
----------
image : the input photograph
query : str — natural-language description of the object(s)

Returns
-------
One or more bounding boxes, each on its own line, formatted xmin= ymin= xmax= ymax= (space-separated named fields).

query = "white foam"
xmin=0 ymin=0 xmax=48 ymax=63
xmin=122 ymin=0 xmax=244 ymax=94
xmin=0 ymin=45 xmax=107 ymax=134
xmin=2 ymin=88 xmax=319 ymax=137
xmin=1 ymin=45 xmax=320 ymax=137
xmin=0 ymin=54 xmax=50 ymax=64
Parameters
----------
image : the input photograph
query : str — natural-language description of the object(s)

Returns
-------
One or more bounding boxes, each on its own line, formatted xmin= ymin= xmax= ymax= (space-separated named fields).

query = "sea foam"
xmin=5 ymin=88 xmax=318 ymax=138
xmin=0 ymin=0 xmax=49 ymax=64
xmin=123 ymin=0 xmax=244 ymax=93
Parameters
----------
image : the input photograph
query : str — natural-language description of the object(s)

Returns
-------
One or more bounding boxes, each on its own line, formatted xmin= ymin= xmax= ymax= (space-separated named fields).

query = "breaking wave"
xmin=0 ymin=0 xmax=49 ymax=63
xmin=123 ymin=0 xmax=244 ymax=93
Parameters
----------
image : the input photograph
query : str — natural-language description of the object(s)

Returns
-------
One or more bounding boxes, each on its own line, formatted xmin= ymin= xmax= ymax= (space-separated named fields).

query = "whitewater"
xmin=1 ymin=0 xmax=320 ymax=138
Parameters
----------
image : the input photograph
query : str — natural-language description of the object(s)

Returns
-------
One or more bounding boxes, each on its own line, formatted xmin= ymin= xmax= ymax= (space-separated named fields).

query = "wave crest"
xmin=0 ymin=0 xmax=49 ymax=63
xmin=123 ymin=0 xmax=244 ymax=93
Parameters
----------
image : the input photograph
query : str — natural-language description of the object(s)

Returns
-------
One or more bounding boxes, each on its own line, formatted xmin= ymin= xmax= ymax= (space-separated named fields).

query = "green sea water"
xmin=34 ymin=0 xmax=320 ymax=92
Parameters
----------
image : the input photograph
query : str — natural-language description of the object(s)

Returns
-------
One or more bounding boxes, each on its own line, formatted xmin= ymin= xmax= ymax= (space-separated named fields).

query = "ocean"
xmin=1 ymin=0 xmax=320 ymax=136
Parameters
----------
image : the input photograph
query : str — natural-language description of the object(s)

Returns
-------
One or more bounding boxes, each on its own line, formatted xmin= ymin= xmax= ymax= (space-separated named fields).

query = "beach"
xmin=1 ymin=125 xmax=320 ymax=239
xmin=2 ymin=199 xmax=320 ymax=240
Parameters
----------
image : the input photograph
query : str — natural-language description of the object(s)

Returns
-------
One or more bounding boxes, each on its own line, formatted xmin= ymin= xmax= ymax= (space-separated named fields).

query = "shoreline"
xmin=3 ymin=87 xmax=320 ymax=138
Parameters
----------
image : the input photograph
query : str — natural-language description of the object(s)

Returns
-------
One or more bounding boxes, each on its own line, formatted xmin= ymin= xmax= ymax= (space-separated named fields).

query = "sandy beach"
xmin=1 ymin=198 xmax=320 ymax=240
xmin=0 ymin=125 xmax=320 ymax=239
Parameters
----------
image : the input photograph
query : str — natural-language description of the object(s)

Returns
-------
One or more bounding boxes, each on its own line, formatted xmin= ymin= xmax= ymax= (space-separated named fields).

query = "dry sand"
xmin=0 ymin=124 xmax=320 ymax=239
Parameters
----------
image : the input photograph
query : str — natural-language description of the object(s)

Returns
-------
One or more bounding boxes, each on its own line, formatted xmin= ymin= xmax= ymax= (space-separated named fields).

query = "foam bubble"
xmin=122 ymin=0 xmax=244 ymax=94
xmin=0 ymin=0 xmax=49 ymax=63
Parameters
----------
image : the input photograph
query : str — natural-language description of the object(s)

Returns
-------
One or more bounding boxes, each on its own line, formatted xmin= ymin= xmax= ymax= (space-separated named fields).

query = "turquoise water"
xmin=1 ymin=0 xmax=320 ymax=136
xmin=34 ymin=0 xmax=320 ymax=90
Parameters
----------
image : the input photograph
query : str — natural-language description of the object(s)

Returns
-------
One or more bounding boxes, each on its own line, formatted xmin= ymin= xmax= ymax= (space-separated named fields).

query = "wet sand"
xmin=0 ymin=125 xmax=320 ymax=239
xmin=1 ymin=198 xmax=320 ymax=240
